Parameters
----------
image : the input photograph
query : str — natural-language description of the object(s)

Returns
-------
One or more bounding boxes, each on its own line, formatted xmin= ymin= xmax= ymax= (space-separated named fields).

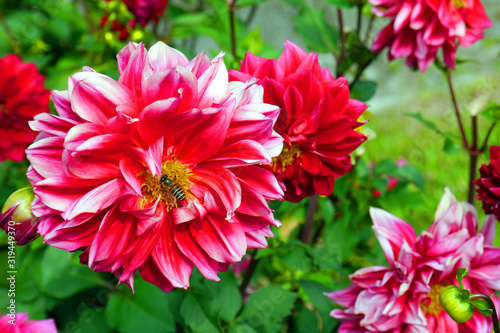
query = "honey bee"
xmin=160 ymin=176 xmax=185 ymax=201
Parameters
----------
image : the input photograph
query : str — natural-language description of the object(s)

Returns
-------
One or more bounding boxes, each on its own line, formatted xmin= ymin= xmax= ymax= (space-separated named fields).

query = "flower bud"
xmin=0 ymin=187 xmax=40 ymax=245
xmin=439 ymin=285 xmax=474 ymax=323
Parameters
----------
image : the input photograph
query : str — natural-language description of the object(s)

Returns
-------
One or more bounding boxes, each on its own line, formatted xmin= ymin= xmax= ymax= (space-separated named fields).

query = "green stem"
xmin=227 ymin=0 xmax=238 ymax=61
xmin=468 ymin=115 xmax=478 ymax=204
xmin=480 ymin=122 xmax=497 ymax=153
xmin=239 ymin=249 xmax=258 ymax=294
xmin=301 ymin=193 xmax=318 ymax=244
xmin=445 ymin=70 xmax=470 ymax=150
xmin=469 ymin=294 xmax=500 ymax=333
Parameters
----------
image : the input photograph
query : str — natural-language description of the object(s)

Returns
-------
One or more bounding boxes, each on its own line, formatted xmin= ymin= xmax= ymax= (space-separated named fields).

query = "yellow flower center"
xmin=453 ymin=0 xmax=467 ymax=9
xmin=420 ymin=283 xmax=446 ymax=316
xmin=141 ymin=159 xmax=193 ymax=211
xmin=270 ymin=143 xmax=301 ymax=173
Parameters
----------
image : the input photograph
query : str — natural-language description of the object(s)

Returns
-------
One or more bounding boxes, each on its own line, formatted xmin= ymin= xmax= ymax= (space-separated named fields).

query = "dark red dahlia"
xmin=474 ymin=145 xmax=500 ymax=221
xmin=123 ymin=0 xmax=168 ymax=27
xmin=0 ymin=54 xmax=50 ymax=162
xmin=229 ymin=41 xmax=368 ymax=202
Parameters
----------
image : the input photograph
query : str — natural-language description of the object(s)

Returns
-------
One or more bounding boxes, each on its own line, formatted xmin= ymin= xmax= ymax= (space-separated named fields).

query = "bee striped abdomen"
xmin=161 ymin=176 xmax=186 ymax=201
xmin=170 ymin=184 xmax=185 ymax=200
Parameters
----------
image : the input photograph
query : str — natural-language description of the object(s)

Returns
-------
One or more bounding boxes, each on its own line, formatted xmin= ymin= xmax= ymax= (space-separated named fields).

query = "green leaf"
xmin=236 ymin=285 xmax=298 ymax=332
xmin=443 ymin=138 xmax=462 ymax=154
xmin=238 ymin=0 xmax=271 ymax=6
xmin=293 ymin=3 xmax=338 ymax=54
xmin=318 ymin=196 xmax=335 ymax=226
xmin=180 ymin=293 xmax=221 ymax=333
xmin=299 ymin=281 xmax=335 ymax=314
xmin=39 ymin=247 xmax=104 ymax=299
xmin=480 ymin=102 xmax=500 ymax=122
xmin=105 ymin=278 xmax=176 ymax=333
xmin=408 ymin=113 xmax=461 ymax=142
xmin=279 ymin=246 xmax=313 ymax=271
xmin=324 ymin=0 xmax=354 ymax=8
xmin=350 ymin=81 xmax=377 ymax=102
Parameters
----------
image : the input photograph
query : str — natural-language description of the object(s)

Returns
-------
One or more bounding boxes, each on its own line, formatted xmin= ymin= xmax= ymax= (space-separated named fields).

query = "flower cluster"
xmin=474 ymin=145 xmax=500 ymax=221
xmin=0 ymin=54 xmax=50 ymax=162
xmin=327 ymin=188 xmax=500 ymax=332
xmin=229 ymin=41 xmax=367 ymax=202
xmin=25 ymin=41 xmax=284 ymax=292
xmin=370 ymin=0 xmax=492 ymax=72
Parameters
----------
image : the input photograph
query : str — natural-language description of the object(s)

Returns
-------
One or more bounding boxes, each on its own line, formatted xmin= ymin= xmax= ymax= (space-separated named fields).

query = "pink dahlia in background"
xmin=229 ymin=40 xmax=367 ymax=202
xmin=0 ymin=312 xmax=57 ymax=333
xmin=0 ymin=54 xmax=50 ymax=162
xmin=123 ymin=0 xmax=168 ymax=26
xmin=25 ymin=41 xmax=284 ymax=292
xmin=370 ymin=0 xmax=492 ymax=72
xmin=326 ymin=188 xmax=500 ymax=332
xmin=474 ymin=145 xmax=500 ymax=221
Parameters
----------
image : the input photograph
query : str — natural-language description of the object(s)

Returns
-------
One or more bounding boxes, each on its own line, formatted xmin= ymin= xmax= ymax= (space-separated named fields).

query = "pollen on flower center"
xmin=270 ymin=143 xmax=301 ymax=172
xmin=452 ymin=0 xmax=467 ymax=9
xmin=420 ymin=283 xmax=447 ymax=316
xmin=141 ymin=159 xmax=193 ymax=210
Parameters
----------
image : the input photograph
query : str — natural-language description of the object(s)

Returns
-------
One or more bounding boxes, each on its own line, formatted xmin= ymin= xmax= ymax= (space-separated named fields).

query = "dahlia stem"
xmin=468 ymin=115 xmax=479 ymax=204
xmin=227 ymin=0 xmax=238 ymax=61
xmin=356 ymin=5 xmax=362 ymax=37
xmin=480 ymin=122 xmax=497 ymax=153
xmin=469 ymin=293 xmax=500 ymax=333
xmin=245 ymin=4 xmax=258 ymax=26
xmin=336 ymin=9 xmax=345 ymax=77
xmin=301 ymin=193 xmax=319 ymax=244
xmin=0 ymin=9 xmax=21 ymax=55
xmin=363 ymin=16 xmax=375 ymax=44
xmin=445 ymin=70 xmax=470 ymax=150
xmin=239 ymin=249 xmax=258 ymax=294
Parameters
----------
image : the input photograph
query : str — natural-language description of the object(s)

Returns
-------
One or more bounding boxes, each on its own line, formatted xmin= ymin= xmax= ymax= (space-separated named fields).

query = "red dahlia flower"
xmin=327 ymin=188 xmax=500 ymax=332
xmin=229 ymin=41 xmax=367 ymax=202
xmin=370 ymin=0 xmax=492 ymax=72
xmin=0 ymin=312 xmax=57 ymax=333
xmin=0 ymin=54 xmax=50 ymax=162
xmin=26 ymin=42 xmax=284 ymax=292
xmin=474 ymin=145 xmax=500 ymax=221
xmin=123 ymin=0 xmax=168 ymax=27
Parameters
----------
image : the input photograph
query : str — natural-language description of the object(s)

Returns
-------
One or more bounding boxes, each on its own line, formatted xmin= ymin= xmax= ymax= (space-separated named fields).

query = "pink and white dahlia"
xmin=26 ymin=42 xmax=284 ymax=292
xmin=0 ymin=312 xmax=57 ymax=333
xmin=229 ymin=40 xmax=367 ymax=202
xmin=326 ymin=188 xmax=500 ymax=332
xmin=474 ymin=145 xmax=500 ymax=222
xmin=0 ymin=54 xmax=50 ymax=162
xmin=370 ymin=0 xmax=492 ymax=72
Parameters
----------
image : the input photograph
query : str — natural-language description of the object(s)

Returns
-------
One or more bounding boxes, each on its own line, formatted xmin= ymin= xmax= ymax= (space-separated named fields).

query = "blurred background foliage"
xmin=0 ymin=0 xmax=499 ymax=332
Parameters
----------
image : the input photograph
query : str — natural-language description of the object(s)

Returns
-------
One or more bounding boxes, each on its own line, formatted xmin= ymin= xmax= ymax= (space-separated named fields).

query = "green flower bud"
xmin=0 ymin=187 xmax=40 ymax=245
xmin=439 ymin=285 xmax=474 ymax=323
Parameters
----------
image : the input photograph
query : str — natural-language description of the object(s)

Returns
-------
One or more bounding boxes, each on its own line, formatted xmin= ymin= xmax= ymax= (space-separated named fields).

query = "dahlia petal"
xmin=237 ymin=166 xmax=284 ymax=200
xmin=480 ymin=214 xmax=496 ymax=245
xmin=148 ymin=41 xmax=190 ymax=72
xmin=466 ymin=0 xmax=492 ymax=30
xmin=325 ymin=284 xmax=363 ymax=308
xmin=370 ymin=207 xmax=416 ymax=267
xmin=372 ymin=23 xmax=396 ymax=53
xmin=141 ymin=66 xmax=197 ymax=111
xmin=390 ymin=28 xmax=415 ymax=57
xmin=52 ymin=90 xmax=83 ymax=122
xmin=205 ymin=140 xmax=271 ymax=167
xmin=140 ymin=259 xmax=175 ymax=293
xmin=116 ymin=42 xmax=139 ymax=75
xmin=71 ymin=76 xmax=138 ymax=125
xmin=137 ymin=98 xmax=181 ymax=147
xmin=197 ymin=53 xmax=229 ymax=108
xmin=175 ymin=104 xmax=234 ymax=165
xmin=393 ymin=1 xmax=413 ymax=34
xmin=236 ymin=181 xmax=272 ymax=216
xmin=63 ymin=178 xmax=128 ymax=220
xmin=283 ymin=85 xmax=304 ymax=130
xmin=26 ymin=137 xmax=65 ymax=179
xmin=277 ymin=40 xmax=309 ymax=76
xmin=30 ymin=113 xmax=79 ymax=138
xmin=118 ymin=43 xmax=153 ymax=97
xmin=185 ymin=51 xmax=212 ymax=78
xmin=150 ymin=214 xmax=193 ymax=288
xmin=190 ymin=215 xmax=247 ymax=263
xmin=175 ymin=223 xmax=220 ymax=280
xmin=409 ymin=2 xmax=433 ymax=30
xmin=119 ymin=158 xmax=144 ymax=196
xmin=190 ymin=166 xmax=241 ymax=220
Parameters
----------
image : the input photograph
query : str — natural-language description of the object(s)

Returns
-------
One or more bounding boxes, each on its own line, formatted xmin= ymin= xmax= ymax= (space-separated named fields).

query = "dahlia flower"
xmin=0 ymin=312 xmax=57 ymax=333
xmin=0 ymin=187 xmax=40 ymax=245
xmin=229 ymin=40 xmax=367 ymax=202
xmin=0 ymin=54 xmax=50 ymax=162
xmin=474 ymin=145 xmax=500 ymax=221
xmin=327 ymin=188 xmax=500 ymax=332
xmin=370 ymin=0 xmax=492 ymax=72
xmin=26 ymin=41 xmax=284 ymax=292
xmin=123 ymin=0 xmax=168 ymax=26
